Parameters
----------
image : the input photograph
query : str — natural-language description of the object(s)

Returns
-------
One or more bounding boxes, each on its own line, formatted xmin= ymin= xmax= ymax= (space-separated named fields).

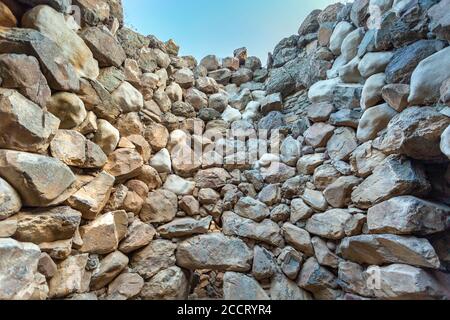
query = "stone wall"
xmin=0 ymin=0 xmax=449 ymax=300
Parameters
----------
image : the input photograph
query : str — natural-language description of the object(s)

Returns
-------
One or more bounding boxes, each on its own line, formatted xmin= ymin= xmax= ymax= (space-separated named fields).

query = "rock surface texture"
xmin=0 ymin=0 xmax=449 ymax=301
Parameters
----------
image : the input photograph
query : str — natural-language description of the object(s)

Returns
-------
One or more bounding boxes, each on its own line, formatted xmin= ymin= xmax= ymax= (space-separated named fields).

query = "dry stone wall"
xmin=0 ymin=0 xmax=449 ymax=300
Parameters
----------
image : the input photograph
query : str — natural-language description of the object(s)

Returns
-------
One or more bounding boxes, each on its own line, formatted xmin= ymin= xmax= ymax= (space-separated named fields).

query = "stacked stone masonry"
xmin=0 ymin=0 xmax=449 ymax=300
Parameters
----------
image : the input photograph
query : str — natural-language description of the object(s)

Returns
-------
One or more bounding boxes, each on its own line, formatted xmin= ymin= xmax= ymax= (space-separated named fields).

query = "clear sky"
xmin=123 ymin=0 xmax=339 ymax=65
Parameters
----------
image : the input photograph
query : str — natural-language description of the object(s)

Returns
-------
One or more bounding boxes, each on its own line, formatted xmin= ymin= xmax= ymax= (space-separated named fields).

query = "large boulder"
xmin=222 ymin=211 xmax=284 ymax=247
xmin=341 ymin=28 xmax=365 ymax=63
xmin=373 ymin=264 xmax=450 ymax=300
xmin=252 ymin=246 xmax=277 ymax=280
xmin=360 ymin=73 xmax=386 ymax=110
xmin=282 ymin=223 xmax=314 ymax=256
xmin=329 ymin=21 xmax=354 ymax=55
xmin=350 ymin=141 xmax=387 ymax=178
xmin=385 ymin=39 xmax=446 ymax=84
xmin=107 ymin=273 xmax=144 ymax=300
xmin=79 ymin=211 xmax=121 ymax=255
xmin=104 ymin=148 xmax=144 ymax=181
xmin=324 ymin=176 xmax=363 ymax=208
xmin=48 ymin=254 xmax=89 ymax=299
xmin=140 ymin=266 xmax=189 ymax=300
xmin=13 ymin=206 xmax=81 ymax=244
xmin=358 ymin=52 xmax=393 ymax=78
xmin=130 ymin=240 xmax=177 ymax=280
xmin=381 ymin=83 xmax=410 ymax=112
xmin=0 ymin=177 xmax=21 ymax=221
xmin=270 ymin=273 xmax=312 ymax=300
xmin=305 ymin=209 xmax=353 ymax=240
xmin=326 ymin=127 xmax=358 ymax=161
xmin=47 ymin=92 xmax=87 ymax=129
xmin=67 ymin=171 xmax=115 ymax=220
xmin=0 ymin=89 xmax=59 ymax=153
xmin=94 ymin=119 xmax=120 ymax=155
xmin=338 ymin=262 xmax=450 ymax=300
xmin=0 ymin=238 xmax=42 ymax=300
xmin=304 ymin=123 xmax=335 ymax=148
xmin=350 ymin=0 xmax=370 ymax=27
xmin=158 ymin=217 xmax=211 ymax=239
xmin=0 ymin=150 xmax=76 ymax=207
xmin=0 ymin=53 xmax=51 ymax=107
xmin=176 ymin=233 xmax=253 ymax=272
xmin=428 ymin=0 xmax=450 ymax=42
xmin=119 ymin=219 xmax=156 ymax=254
xmin=223 ymin=272 xmax=269 ymax=300
xmin=298 ymin=9 xmax=321 ymax=36
xmin=367 ymin=196 xmax=450 ymax=235
xmin=90 ymin=251 xmax=129 ymax=291
xmin=22 ymin=5 xmax=99 ymax=79
xmin=234 ymin=197 xmax=270 ymax=222
xmin=265 ymin=67 xmax=296 ymax=98
xmin=0 ymin=28 xmax=79 ymax=91
xmin=50 ymin=130 xmax=107 ymax=168
xmin=80 ymin=26 xmax=126 ymax=68
xmin=408 ymin=47 xmax=450 ymax=105
xmin=111 ymin=81 xmax=144 ymax=113
xmin=194 ymin=168 xmax=231 ymax=189
xmin=351 ymin=155 xmax=430 ymax=209
xmin=338 ymin=234 xmax=441 ymax=269
xmin=140 ymin=189 xmax=178 ymax=224
xmin=375 ymin=107 xmax=450 ymax=161
xmin=298 ymin=257 xmax=339 ymax=297
xmin=356 ymin=104 xmax=398 ymax=143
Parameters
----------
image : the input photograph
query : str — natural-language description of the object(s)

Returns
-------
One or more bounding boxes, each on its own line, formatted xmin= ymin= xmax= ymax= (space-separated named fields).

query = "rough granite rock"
xmin=408 ymin=47 xmax=450 ymax=105
xmin=385 ymin=40 xmax=446 ymax=84
xmin=80 ymin=26 xmax=126 ymax=68
xmin=351 ymin=155 xmax=431 ymax=209
xmin=222 ymin=211 xmax=284 ymax=247
xmin=270 ymin=273 xmax=312 ymax=300
xmin=176 ymin=233 xmax=253 ymax=272
xmin=67 ymin=171 xmax=115 ymax=220
xmin=140 ymin=189 xmax=178 ymax=224
xmin=158 ymin=217 xmax=211 ymax=239
xmin=0 ymin=89 xmax=59 ymax=153
xmin=140 ymin=266 xmax=189 ymax=300
xmin=223 ymin=272 xmax=269 ymax=300
xmin=50 ymin=130 xmax=107 ymax=168
xmin=0 ymin=150 xmax=76 ymax=207
xmin=0 ymin=53 xmax=51 ymax=107
xmin=339 ymin=234 xmax=441 ymax=269
xmin=0 ymin=238 xmax=42 ymax=300
xmin=0 ymin=177 xmax=22 ymax=221
xmin=357 ymin=103 xmax=398 ymax=143
xmin=375 ymin=107 xmax=450 ymax=161
xmin=90 ymin=251 xmax=129 ymax=291
xmin=107 ymin=273 xmax=144 ymax=300
xmin=282 ymin=223 xmax=314 ymax=256
xmin=22 ymin=5 xmax=99 ymax=79
xmin=48 ymin=254 xmax=89 ymax=299
xmin=130 ymin=240 xmax=177 ymax=280
xmin=13 ymin=206 xmax=81 ymax=244
xmin=367 ymin=196 xmax=450 ymax=235
xmin=0 ymin=27 xmax=80 ymax=91
xmin=234 ymin=197 xmax=270 ymax=222
xmin=252 ymin=246 xmax=277 ymax=280
xmin=306 ymin=209 xmax=353 ymax=240
xmin=79 ymin=212 xmax=120 ymax=255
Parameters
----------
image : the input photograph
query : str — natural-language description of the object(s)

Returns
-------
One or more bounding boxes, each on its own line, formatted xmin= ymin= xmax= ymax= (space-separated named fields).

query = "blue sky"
xmin=123 ymin=0 xmax=338 ymax=64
